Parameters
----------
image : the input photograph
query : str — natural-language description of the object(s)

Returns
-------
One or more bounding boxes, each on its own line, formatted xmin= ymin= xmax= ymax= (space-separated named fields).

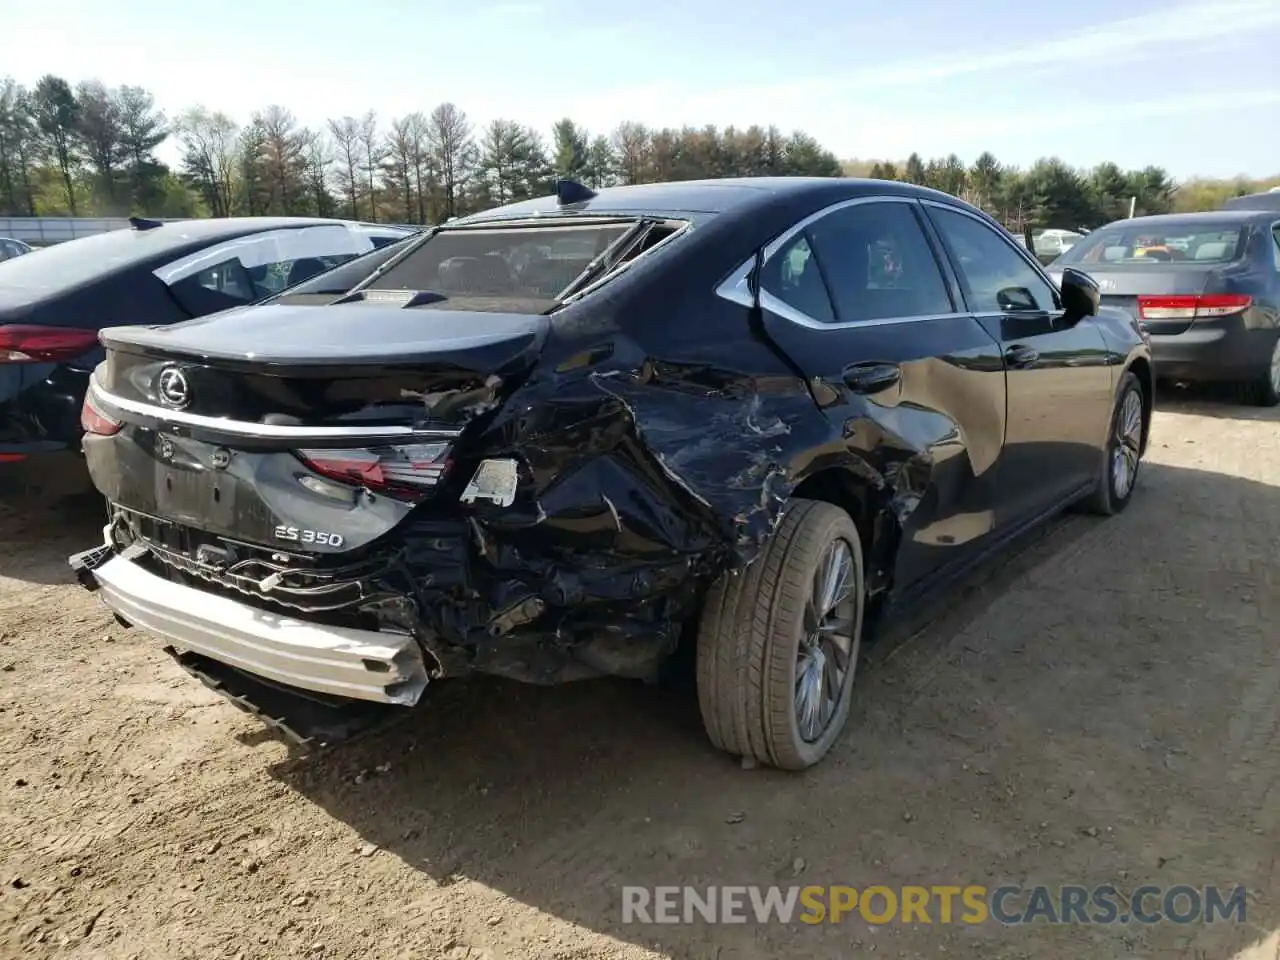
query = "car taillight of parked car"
xmin=0 ymin=325 xmax=100 ymax=363
xmin=1136 ymin=294 xmax=1252 ymax=321
xmin=80 ymin=389 xmax=123 ymax=437
xmin=295 ymin=444 xmax=452 ymax=501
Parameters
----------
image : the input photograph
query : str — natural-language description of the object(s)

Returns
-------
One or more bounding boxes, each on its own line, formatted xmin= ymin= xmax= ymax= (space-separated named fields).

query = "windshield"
xmin=1059 ymin=221 xmax=1246 ymax=265
xmin=365 ymin=222 xmax=639 ymax=302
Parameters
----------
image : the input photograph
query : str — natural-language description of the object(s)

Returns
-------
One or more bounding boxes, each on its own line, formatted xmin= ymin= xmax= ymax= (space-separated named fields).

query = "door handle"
xmin=842 ymin=361 xmax=901 ymax=394
xmin=1004 ymin=344 xmax=1039 ymax=368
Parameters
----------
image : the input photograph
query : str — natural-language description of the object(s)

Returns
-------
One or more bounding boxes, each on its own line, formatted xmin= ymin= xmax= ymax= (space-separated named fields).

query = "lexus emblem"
xmin=157 ymin=366 xmax=190 ymax=409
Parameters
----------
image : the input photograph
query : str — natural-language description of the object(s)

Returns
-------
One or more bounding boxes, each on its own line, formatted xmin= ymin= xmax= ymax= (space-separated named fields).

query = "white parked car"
xmin=1034 ymin=229 xmax=1085 ymax=259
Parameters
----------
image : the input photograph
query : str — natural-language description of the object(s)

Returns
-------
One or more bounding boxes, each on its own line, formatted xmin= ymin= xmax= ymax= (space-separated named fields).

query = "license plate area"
xmin=152 ymin=433 xmax=238 ymax=529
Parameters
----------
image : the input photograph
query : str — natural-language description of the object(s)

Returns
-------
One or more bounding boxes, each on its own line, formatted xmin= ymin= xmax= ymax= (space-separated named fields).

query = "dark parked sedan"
xmin=0 ymin=237 xmax=34 ymax=261
xmin=0 ymin=217 xmax=414 ymax=497
xmin=1047 ymin=210 xmax=1280 ymax=405
xmin=69 ymin=177 xmax=1151 ymax=770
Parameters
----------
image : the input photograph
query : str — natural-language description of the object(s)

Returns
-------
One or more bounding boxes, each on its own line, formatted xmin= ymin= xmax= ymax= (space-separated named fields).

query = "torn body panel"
xmin=752 ymin=303 xmax=1009 ymax=594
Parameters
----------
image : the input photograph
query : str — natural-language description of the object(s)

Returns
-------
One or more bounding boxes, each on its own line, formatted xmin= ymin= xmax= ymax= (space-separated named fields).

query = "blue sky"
xmin=2 ymin=0 xmax=1278 ymax=178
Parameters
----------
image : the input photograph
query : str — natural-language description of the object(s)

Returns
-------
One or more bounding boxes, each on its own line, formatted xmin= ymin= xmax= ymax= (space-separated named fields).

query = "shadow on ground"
xmin=1157 ymin=381 xmax=1280 ymax=422
xmin=266 ymin=460 xmax=1280 ymax=959
xmin=0 ymin=493 xmax=107 ymax=585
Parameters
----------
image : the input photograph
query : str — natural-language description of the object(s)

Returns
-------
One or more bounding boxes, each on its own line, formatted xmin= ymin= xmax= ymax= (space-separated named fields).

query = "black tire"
xmin=695 ymin=499 xmax=865 ymax=771
xmin=1081 ymin=370 xmax=1145 ymax=516
xmin=1236 ymin=337 xmax=1280 ymax=407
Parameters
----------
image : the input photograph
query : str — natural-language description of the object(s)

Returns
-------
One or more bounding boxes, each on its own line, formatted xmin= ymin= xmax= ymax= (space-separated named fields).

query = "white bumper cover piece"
xmin=92 ymin=553 xmax=428 ymax=706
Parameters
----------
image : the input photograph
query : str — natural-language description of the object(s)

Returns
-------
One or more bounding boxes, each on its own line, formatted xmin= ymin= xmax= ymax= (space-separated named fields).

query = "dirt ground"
xmin=2 ymin=388 xmax=1278 ymax=960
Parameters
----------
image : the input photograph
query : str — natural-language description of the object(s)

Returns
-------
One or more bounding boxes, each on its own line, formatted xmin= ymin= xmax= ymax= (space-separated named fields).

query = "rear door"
xmin=922 ymin=201 xmax=1113 ymax=523
xmin=737 ymin=196 xmax=1008 ymax=591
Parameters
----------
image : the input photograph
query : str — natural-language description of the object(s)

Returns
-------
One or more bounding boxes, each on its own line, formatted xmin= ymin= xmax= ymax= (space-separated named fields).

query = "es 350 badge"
xmin=273 ymin=525 xmax=345 ymax=548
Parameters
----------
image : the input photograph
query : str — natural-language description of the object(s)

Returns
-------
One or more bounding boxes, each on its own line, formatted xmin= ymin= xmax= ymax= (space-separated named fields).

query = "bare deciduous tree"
xmin=427 ymin=103 xmax=474 ymax=220
xmin=357 ymin=111 xmax=381 ymax=222
xmin=327 ymin=115 xmax=362 ymax=219
xmin=174 ymin=105 xmax=238 ymax=217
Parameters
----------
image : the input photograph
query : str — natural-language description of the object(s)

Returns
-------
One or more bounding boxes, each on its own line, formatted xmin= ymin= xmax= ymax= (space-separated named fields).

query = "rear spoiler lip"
xmin=88 ymin=381 xmax=461 ymax=446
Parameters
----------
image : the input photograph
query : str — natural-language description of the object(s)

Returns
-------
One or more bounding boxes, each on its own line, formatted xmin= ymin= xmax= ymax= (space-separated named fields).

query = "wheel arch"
xmin=789 ymin=464 xmax=896 ymax=596
xmin=1124 ymin=355 xmax=1154 ymax=455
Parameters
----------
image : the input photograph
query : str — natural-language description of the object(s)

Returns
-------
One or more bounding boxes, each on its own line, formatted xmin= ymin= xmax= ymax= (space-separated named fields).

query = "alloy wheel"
xmin=796 ymin=538 xmax=858 ymax=742
xmin=1111 ymin=388 xmax=1144 ymax=500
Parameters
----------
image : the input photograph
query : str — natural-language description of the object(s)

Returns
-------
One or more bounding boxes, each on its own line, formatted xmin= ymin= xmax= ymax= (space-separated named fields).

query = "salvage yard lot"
xmin=2 ymin=394 xmax=1278 ymax=960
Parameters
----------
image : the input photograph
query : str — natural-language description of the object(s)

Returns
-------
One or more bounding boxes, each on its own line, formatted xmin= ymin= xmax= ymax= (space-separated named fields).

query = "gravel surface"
xmin=2 ymin=390 xmax=1277 ymax=960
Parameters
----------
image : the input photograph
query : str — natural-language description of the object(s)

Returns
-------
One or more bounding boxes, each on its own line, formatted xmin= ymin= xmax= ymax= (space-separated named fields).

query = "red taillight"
xmin=1137 ymin=293 xmax=1251 ymax=321
xmin=80 ymin=389 xmax=122 ymax=437
xmin=297 ymin=443 xmax=451 ymax=500
xmin=0 ymin=325 xmax=100 ymax=363
xmin=0 ymin=453 xmax=26 ymax=463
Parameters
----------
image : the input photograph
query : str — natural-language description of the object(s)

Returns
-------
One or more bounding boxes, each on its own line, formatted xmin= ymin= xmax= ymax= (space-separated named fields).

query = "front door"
xmin=921 ymin=201 xmax=1114 ymax=524
xmin=744 ymin=196 xmax=1008 ymax=592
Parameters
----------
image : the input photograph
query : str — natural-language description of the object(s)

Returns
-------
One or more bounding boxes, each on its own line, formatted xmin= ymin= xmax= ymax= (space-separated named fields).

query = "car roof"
xmin=1098 ymin=210 xmax=1272 ymax=230
xmin=459 ymin=177 xmax=963 ymax=225
xmin=110 ymin=216 xmax=375 ymax=251
xmin=1222 ymin=190 xmax=1280 ymax=212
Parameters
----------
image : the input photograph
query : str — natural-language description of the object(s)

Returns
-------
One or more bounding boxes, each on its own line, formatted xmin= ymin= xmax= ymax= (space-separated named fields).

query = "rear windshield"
xmin=365 ymin=222 xmax=642 ymax=303
xmin=1059 ymin=222 xmax=1246 ymax=265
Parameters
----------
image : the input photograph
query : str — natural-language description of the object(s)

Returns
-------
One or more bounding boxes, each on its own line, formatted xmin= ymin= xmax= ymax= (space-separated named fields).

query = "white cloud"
xmin=9 ymin=0 xmax=1276 ymax=175
xmin=494 ymin=0 xmax=1280 ymax=167
xmin=835 ymin=0 xmax=1280 ymax=90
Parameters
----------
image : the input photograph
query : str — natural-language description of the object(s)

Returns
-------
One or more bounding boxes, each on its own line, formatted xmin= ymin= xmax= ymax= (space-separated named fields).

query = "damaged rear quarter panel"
xmin=459 ymin=251 xmax=873 ymax=623
xmin=455 ymin=216 xmax=1004 ymax=646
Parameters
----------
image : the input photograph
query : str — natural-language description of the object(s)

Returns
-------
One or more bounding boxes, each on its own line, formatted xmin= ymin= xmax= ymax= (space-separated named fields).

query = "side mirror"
xmin=1059 ymin=267 xmax=1100 ymax=323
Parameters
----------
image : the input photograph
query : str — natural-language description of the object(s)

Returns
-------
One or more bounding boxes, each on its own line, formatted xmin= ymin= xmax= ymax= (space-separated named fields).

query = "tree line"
xmin=1 ymin=74 xmax=1276 ymax=231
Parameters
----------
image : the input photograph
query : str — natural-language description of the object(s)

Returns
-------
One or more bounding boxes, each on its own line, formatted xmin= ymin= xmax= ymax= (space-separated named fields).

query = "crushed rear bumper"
xmin=69 ymin=530 xmax=430 ymax=714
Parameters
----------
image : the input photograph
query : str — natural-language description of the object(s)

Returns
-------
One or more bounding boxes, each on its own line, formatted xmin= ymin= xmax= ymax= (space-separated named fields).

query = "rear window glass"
xmin=1060 ymin=222 xmax=1246 ymax=265
xmin=366 ymin=223 xmax=635 ymax=301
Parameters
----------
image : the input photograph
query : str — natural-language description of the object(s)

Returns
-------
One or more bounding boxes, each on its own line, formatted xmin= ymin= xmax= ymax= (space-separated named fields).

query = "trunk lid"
xmin=99 ymin=299 xmax=547 ymax=422
xmin=1046 ymin=263 xmax=1229 ymax=335
xmin=85 ymin=300 xmax=549 ymax=557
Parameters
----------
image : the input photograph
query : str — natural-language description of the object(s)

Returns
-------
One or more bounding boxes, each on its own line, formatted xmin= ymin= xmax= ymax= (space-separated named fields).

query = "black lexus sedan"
xmin=0 ymin=216 xmax=414 ymax=498
xmin=69 ymin=177 xmax=1152 ymax=770
xmin=1046 ymin=210 xmax=1280 ymax=405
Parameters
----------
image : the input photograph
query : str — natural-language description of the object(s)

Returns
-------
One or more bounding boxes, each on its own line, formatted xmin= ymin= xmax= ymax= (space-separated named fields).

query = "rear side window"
xmin=761 ymin=201 xmax=953 ymax=323
xmin=1060 ymin=222 xmax=1246 ymax=265
xmin=156 ymin=225 xmax=376 ymax=315
xmin=1271 ymin=225 xmax=1280 ymax=271
xmin=759 ymin=234 xmax=835 ymax=322
xmin=366 ymin=223 xmax=636 ymax=301
xmin=808 ymin=202 xmax=953 ymax=321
